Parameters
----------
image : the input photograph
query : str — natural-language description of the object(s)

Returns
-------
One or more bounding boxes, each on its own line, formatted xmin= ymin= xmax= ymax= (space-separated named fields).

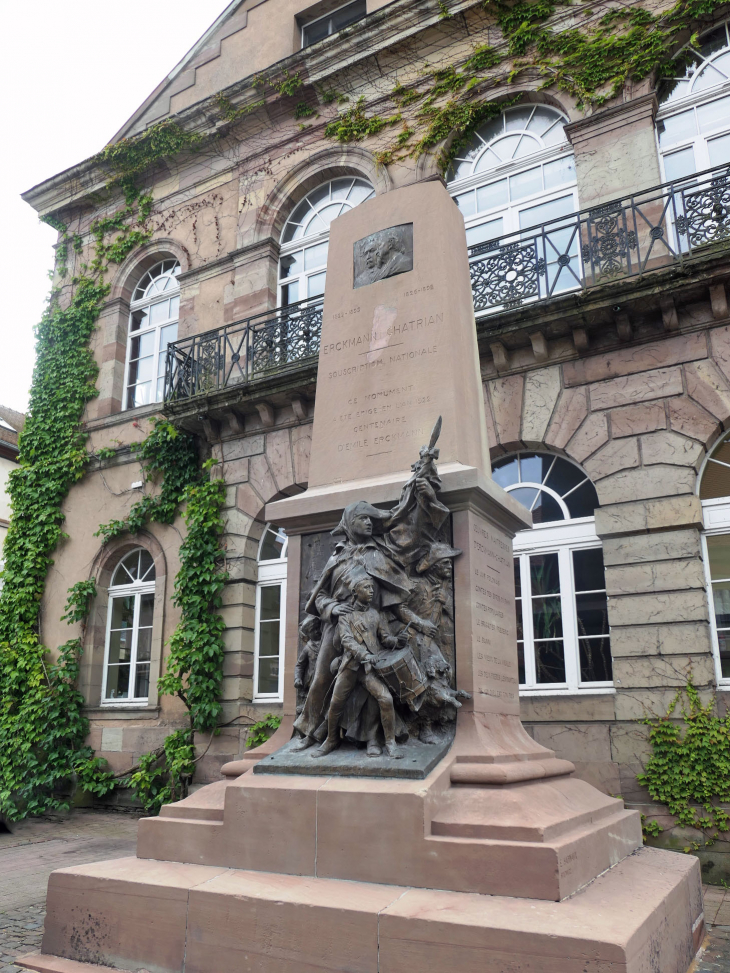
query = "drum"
xmin=374 ymin=646 xmax=427 ymax=703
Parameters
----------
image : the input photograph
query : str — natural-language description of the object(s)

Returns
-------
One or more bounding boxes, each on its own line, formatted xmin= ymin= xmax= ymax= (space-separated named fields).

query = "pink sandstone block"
xmin=563 ymin=331 xmax=707 ymax=386
xmin=545 ymin=386 xmax=588 ymax=450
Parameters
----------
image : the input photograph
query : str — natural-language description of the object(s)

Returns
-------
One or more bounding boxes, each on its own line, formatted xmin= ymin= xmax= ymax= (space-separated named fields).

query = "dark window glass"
xmin=257 ymin=656 xmax=280 ymax=694
xmin=572 ymin=548 xmax=606 ymax=593
xmin=531 ymin=491 xmax=564 ymax=524
xmin=135 ymin=664 xmax=150 ymax=699
xmin=545 ymin=459 xmax=585 ymax=496
xmin=106 ymin=664 xmax=130 ymax=699
xmin=719 ymin=632 xmax=730 ymax=678
xmin=579 ymin=638 xmax=612 ymax=682
xmin=510 ymin=486 xmax=539 ymax=511
xmin=530 ymin=552 xmax=560 ymax=595
xmin=260 ymin=585 xmax=282 ymax=620
xmin=513 ymin=557 xmax=521 ymax=598
xmin=564 ymin=480 xmax=599 ymax=518
xmin=517 ymin=643 xmax=525 ymax=684
xmin=535 ymin=641 xmax=565 ymax=683
xmin=492 ymin=456 xmax=519 ymax=489
xmin=520 ymin=453 xmax=550 ymax=485
xmin=575 ymin=592 xmax=609 ymax=636
xmin=260 ymin=527 xmax=286 ymax=561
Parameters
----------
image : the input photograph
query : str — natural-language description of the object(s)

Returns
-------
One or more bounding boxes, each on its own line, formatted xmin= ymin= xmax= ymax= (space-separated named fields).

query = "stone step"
xmin=26 ymin=848 xmax=704 ymax=973
xmin=17 ymin=953 xmax=135 ymax=973
xmin=430 ymin=781 xmax=623 ymax=841
xmin=158 ymin=778 xmax=228 ymax=822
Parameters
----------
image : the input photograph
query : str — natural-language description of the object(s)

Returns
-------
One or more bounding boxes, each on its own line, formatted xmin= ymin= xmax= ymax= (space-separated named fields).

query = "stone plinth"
xmin=20 ymin=848 xmax=703 ymax=973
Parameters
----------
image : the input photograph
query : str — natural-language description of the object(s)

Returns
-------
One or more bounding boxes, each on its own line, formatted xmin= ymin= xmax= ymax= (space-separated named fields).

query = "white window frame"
xmin=514 ymin=518 xmax=614 ymax=696
xmin=124 ymin=260 xmax=180 ymax=411
xmin=300 ymin=0 xmax=366 ymax=47
xmin=447 ymin=107 xmax=580 ymax=313
xmin=253 ymin=526 xmax=288 ymax=703
xmin=656 ymin=86 xmax=730 ymax=181
xmin=278 ymin=178 xmax=374 ymax=306
xmin=101 ymin=552 xmax=156 ymax=706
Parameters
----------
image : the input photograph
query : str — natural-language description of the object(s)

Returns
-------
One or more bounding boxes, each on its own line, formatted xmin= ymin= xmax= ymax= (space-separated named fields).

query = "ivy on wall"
xmin=321 ymin=0 xmax=730 ymax=170
xmin=639 ymin=681 xmax=730 ymax=847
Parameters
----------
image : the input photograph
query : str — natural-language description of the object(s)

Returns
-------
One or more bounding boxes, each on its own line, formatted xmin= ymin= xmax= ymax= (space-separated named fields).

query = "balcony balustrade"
xmin=164 ymin=296 xmax=323 ymax=402
xmin=164 ymin=163 xmax=730 ymax=403
xmin=469 ymin=161 xmax=730 ymax=321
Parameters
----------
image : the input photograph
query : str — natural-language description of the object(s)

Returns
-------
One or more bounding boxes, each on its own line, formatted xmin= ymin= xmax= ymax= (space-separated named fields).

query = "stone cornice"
xmin=21 ymin=0 xmax=485 ymax=219
xmin=565 ymin=93 xmax=658 ymax=146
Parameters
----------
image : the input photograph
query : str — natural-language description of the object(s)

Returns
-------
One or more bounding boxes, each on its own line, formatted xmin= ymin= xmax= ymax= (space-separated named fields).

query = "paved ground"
xmin=2 ymin=812 xmax=730 ymax=972
xmin=0 ymin=810 xmax=139 ymax=972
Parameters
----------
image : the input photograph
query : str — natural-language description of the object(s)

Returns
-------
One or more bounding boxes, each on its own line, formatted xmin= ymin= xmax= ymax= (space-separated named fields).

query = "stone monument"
xmin=21 ymin=180 xmax=704 ymax=973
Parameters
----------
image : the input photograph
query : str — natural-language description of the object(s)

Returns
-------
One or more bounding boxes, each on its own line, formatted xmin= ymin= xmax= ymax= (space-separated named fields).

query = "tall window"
xmin=301 ymin=0 xmax=366 ymax=47
xmin=102 ymin=549 xmax=156 ymax=703
xmin=447 ymin=105 xmax=579 ymax=301
xmin=657 ymin=21 xmax=730 ymax=181
xmin=492 ymin=452 xmax=612 ymax=694
xmin=125 ymin=259 xmax=180 ymax=409
xmin=279 ymin=178 xmax=374 ymax=305
xmin=254 ymin=525 xmax=288 ymax=702
xmin=699 ymin=431 xmax=730 ymax=685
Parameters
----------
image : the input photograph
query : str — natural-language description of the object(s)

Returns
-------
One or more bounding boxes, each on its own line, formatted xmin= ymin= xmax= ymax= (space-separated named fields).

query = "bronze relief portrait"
xmin=353 ymin=223 xmax=413 ymax=288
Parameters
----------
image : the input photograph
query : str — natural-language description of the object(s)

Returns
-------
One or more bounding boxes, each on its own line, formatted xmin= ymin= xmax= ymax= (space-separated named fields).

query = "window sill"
xmin=519 ymin=687 xmax=616 ymax=697
xmin=85 ymin=705 xmax=160 ymax=720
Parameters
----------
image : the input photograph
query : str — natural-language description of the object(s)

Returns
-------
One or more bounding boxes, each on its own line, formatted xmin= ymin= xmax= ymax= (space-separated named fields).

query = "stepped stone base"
xmin=18 ymin=847 xmax=703 ymax=973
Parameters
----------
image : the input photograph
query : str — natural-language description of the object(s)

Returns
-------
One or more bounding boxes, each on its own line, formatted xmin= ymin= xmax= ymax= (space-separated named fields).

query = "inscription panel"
xmin=453 ymin=509 xmax=519 ymax=716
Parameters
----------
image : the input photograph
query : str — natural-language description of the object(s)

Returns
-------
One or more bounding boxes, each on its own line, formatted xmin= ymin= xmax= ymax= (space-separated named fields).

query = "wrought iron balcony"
xmin=468 ymin=162 xmax=730 ymax=322
xmin=164 ymin=296 xmax=323 ymax=402
xmin=164 ymin=164 xmax=730 ymax=403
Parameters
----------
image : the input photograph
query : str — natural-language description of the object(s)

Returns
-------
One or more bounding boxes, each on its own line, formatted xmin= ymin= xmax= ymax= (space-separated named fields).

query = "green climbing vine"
xmin=320 ymin=0 xmax=730 ymax=171
xmin=91 ymin=422 xmax=229 ymax=816
xmin=638 ymin=680 xmax=730 ymax=848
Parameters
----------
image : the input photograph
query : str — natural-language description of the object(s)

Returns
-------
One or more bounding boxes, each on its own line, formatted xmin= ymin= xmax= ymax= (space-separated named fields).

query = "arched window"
xmin=699 ymin=430 xmax=730 ymax=683
xmin=657 ymin=21 xmax=730 ymax=181
xmin=102 ymin=548 xmax=156 ymax=702
xmin=492 ymin=452 xmax=611 ymax=694
xmin=254 ymin=524 xmax=288 ymax=702
xmin=278 ymin=178 xmax=375 ymax=305
xmin=447 ymin=105 xmax=578 ymax=299
xmin=125 ymin=259 xmax=180 ymax=409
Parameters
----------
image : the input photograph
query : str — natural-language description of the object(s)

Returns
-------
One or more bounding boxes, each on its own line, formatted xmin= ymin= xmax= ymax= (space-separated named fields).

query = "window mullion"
xmin=130 ymin=589 xmax=141 ymax=699
xmin=521 ymin=554 xmax=536 ymax=688
xmin=702 ymin=531 xmax=727 ymax=686
xmin=102 ymin=594 xmax=115 ymax=700
xmin=278 ymin=579 xmax=287 ymax=701
xmin=560 ymin=546 xmax=580 ymax=691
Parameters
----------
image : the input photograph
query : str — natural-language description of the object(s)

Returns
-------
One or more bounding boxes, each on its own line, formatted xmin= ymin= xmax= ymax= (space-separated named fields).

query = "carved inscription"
xmin=467 ymin=515 xmax=519 ymax=713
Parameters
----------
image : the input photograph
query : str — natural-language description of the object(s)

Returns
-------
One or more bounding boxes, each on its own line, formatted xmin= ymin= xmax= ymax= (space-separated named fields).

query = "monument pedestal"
xmin=20 ymin=181 xmax=704 ymax=973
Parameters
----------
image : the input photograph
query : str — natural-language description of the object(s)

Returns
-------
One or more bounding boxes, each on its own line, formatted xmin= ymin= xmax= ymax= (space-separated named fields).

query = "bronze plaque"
xmin=353 ymin=223 xmax=413 ymax=288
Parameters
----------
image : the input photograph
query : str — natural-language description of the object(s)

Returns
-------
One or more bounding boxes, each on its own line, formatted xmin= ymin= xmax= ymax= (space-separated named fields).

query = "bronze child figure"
xmin=313 ymin=572 xmax=405 ymax=760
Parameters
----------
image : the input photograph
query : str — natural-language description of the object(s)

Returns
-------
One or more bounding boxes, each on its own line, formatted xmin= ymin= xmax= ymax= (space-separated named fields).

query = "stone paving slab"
xmin=0 ymin=811 xmax=140 ymax=973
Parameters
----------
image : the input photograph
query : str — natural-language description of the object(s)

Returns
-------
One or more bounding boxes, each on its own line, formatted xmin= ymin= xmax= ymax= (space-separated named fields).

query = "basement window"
xmin=301 ymin=0 xmax=366 ymax=47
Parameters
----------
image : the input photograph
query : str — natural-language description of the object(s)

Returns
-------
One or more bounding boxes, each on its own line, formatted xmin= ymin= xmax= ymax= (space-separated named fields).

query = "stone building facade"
xmin=20 ymin=0 xmax=730 ymax=859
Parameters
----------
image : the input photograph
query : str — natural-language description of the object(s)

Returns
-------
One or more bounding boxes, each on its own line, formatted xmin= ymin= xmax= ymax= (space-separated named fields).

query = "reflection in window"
xmin=279 ymin=179 xmax=374 ymax=306
xmin=254 ymin=524 xmax=288 ymax=701
xmin=447 ymin=105 xmax=579 ymax=310
xmin=301 ymin=0 xmax=366 ymax=47
xmin=657 ymin=21 xmax=730 ymax=182
xmin=103 ymin=549 xmax=156 ymax=703
xmin=492 ymin=452 xmax=599 ymax=522
xmin=700 ymin=429 xmax=730 ymax=684
xmin=126 ymin=260 xmax=180 ymax=410
xmin=495 ymin=451 xmax=611 ymax=693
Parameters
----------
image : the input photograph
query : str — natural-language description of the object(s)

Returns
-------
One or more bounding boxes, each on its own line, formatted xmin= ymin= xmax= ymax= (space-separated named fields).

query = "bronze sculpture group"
xmin=292 ymin=418 xmax=469 ymax=759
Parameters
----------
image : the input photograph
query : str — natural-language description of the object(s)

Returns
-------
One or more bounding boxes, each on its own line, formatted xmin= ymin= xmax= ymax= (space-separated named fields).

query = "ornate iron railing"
xmin=164 ymin=165 xmax=730 ymax=401
xmin=468 ymin=162 xmax=730 ymax=318
xmin=164 ymin=296 xmax=323 ymax=401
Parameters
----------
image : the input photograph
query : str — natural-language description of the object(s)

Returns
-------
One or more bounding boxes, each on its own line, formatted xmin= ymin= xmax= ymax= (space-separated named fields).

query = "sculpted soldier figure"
xmin=313 ymin=572 xmax=405 ymax=759
xmin=294 ymin=615 xmax=321 ymax=716
xmin=291 ymin=501 xmax=435 ymax=751
xmin=291 ymin=417 xmax=470 ymax=760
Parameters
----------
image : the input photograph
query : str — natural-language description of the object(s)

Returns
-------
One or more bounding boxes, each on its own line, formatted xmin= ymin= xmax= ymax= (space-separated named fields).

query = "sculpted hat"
xmin=415 ymin=542 xmax=462 ymax=574
xmin=331 ymin=501 xmax=391 ymax=537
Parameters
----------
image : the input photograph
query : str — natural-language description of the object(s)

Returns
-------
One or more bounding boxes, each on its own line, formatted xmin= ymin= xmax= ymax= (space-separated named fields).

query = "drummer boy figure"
xmin=313 ymin=572 xmax=405 ymax=760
